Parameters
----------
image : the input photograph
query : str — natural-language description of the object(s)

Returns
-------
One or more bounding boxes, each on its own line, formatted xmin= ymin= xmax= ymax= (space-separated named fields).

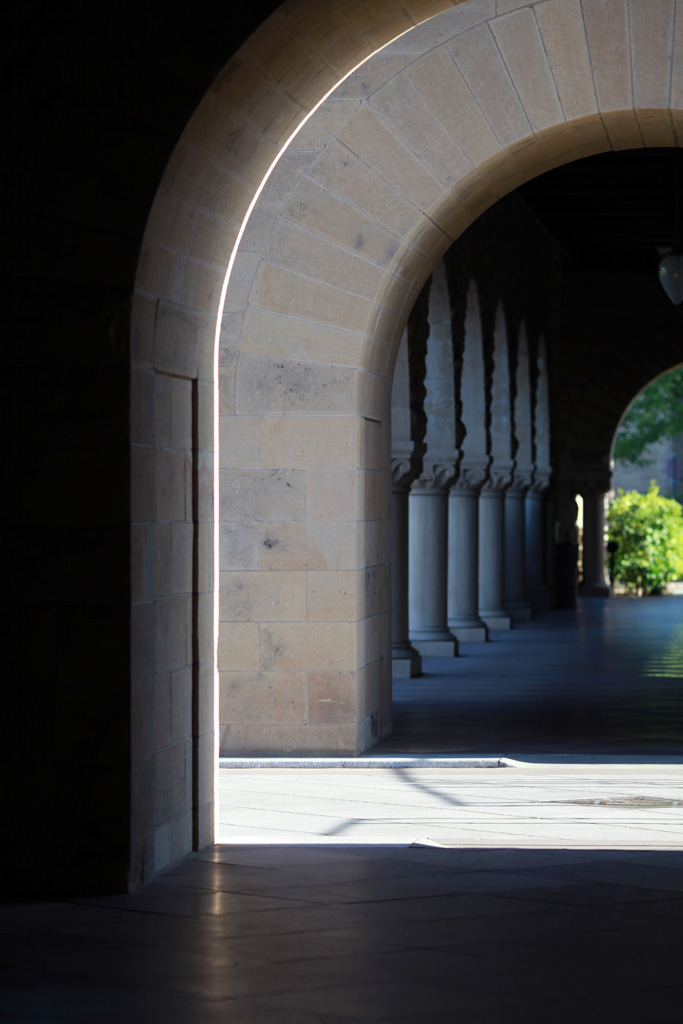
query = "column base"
xmin=480 ymin=613 xmax=512 ymax=630
xmin=579 ymin=583 xmax=610 ymax=597
xmin=449 ymin=623 xmax=488 ymax=642
xmin=392 ymin=648 xmax=422 ymax=678
xmin=411 ymin=638 xmax=459 ymax=658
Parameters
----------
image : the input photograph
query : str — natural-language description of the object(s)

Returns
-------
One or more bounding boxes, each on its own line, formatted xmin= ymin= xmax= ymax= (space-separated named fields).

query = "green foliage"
xmin=607 ymin=484 xmax=683 ymax=595
xmin=614 ymin=366 xmax=683 ymax=466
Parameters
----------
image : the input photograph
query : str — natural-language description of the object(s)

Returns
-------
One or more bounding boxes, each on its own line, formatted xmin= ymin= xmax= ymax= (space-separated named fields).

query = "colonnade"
xmin=391 ymin=266 xmax=552 ymax=677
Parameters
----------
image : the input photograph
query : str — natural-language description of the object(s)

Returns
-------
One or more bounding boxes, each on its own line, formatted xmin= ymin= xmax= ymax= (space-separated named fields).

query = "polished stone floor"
xmin=3 ymin=597 xmax=682 ymax=1022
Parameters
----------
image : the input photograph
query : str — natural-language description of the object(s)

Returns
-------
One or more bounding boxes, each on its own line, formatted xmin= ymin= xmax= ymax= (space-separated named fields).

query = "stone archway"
xmin=131 ymin=0 xmax=682 ymax=880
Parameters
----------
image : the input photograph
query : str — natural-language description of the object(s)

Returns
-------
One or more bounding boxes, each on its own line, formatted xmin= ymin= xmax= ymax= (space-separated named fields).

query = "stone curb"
xmin=219 ymin=756 xmax=505 ymax=768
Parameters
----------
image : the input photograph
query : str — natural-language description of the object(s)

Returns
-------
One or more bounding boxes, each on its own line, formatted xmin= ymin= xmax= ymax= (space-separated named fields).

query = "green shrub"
xmin=607 ymin=484 xmax=683 ymax=595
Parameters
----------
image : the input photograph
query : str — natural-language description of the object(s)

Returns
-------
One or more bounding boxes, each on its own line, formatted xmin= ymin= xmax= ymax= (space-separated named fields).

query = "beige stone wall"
xmin=131 ymin=0 xmax=682 ymax=875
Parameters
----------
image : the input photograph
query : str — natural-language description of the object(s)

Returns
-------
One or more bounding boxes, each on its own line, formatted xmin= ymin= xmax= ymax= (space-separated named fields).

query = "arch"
xmin=131 ymin=0 xmax=682 ymax=879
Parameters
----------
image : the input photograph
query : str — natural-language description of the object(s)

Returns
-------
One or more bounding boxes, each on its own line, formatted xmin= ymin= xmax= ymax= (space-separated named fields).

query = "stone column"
xmin=525 ymin=472 xmax=550 ymax=610
xmin=391 ymin=455 xmax=422 ymax=678
xmin=504 ymin=470 xmax=533 ymax=621
xmin=580 ymin=487 xmax=610 ymax=596
xmin=478 ymin=466 xmax=513 ymax=630
xmin=448 ymin=463 xmax=488 ymax=642
xmin=409 ymin=464 xmax=458 ymax=657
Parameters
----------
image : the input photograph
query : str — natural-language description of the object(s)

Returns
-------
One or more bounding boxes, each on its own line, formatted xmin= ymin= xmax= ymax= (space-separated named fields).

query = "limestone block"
xmin=490 ymin=8 xmax=565 ymax=133
xmin=674 ymin=4 xmax=683 ymax=109
xmin=282 ymin=176 xmax=402 ymax=274
xmin=219 ymin=671 xmax=306 ymax=724
xmin=219 ymin=570 xmax=306 ymax=622
xmin=196 ymin=451 xmax=214 ymax=523
xmin=407 ymin=46 xmax=501 ymax=172
xmin=306 ymin=468 xmax=357 ymax=521
xmin=222 ymin=252 xmax=260 ymax=315
xmin=360 ymin=519 xmax=383 ymax=568
xmin=308 ymin=139 xmax=421 ymax=246
xmin=219 ymin=722 xmax=357 ymax=755
xmin=250 ymin=262 xmax=376 ymax=333
xmin=171 ymin=666 xmax=192 ymax=745
xmin=196 ymin=383 xmax=213 ymax=452
xmin=582 ymin=0 xmax=631 ymax=112
xmin=535 ymin=0 xmax=598 ymax=121
xmin=240 ymin=307 xmax=363 ymax=366
xmin=359 ymin=468 xmax=383 ymax=521
xmin=359 ymin=612 xmax=384 ymax=666
xmin=154 ymin=376 xmax=192 ymax=451
xmin=214 ymin=57 xmax=303 ymax=142
xmin=219 ymin=468 xmax=306 ymax=521
xmin=218 ymin=622 xmax=260 ymax=670
xmin=337 ymin=105 xmax=444 ymax=210
xmin=448 ymin=24 xmax=531 ymax=147
xmin=220 ymin=522 xmax=260 ymax=569
xmin=259 ymin=152 xmax=317 ymax=204
xmin=131 ymin=445 xmax=156 ymax=523
xmin=131 ymin=603 xmax=155 ymax=684
xmin=307 ymin=571 xmax=357 ymax=620
xmin=260 ymin=621 xmax=356 ymax=671
xmin=131 ymin=755 xmax=154 ymax=847
xmin=154 ymin=740 xmax=191 ymax=826
xmin=220 ymin=416 xmax=259 ymax=468
xmin=537 ymin=123 xmax=582 ymax=169
xmin=635 ymin=109 xmax=676 ymax=149
xmin=236 ymin=354 xmax=358 ymax=416
xmin=307 ymin=671 xmax=356 ymax=725
xmin=293 ymin=99 xmax=361 ymax=150
xmin=372 ymin=75 xmax=474 ymax=188
xmin=130 ymin=676 xmax=154 ymax=759
xmin=189 ymin=211 xmax=239 ymax=270
xmin=305 ymin=8 xmax=371 ymax=72
xmin=357 ymin=661 xmax=381 ymax=718
xmin=219 ymin=355 xmax=237 ymax=416
xmin=131 ymin=291 xmax=156 ymax=368
xmin=602 ymin=110 xmax=645 ymax=151
xmin=567 ymin=115 xmax=609 ymax=159
xmin=155 ymin=595 xmax=190 ymax=673
xmin=335 ymin=54 xmax=415 ymax=99
xmin=196 ymin=664 xmax=215 ymax=736
xmin=154 ymin=673 xmax=172 ymax=752
xmin=220 ymin=311 xmax=245 ymax=360
xmin=131 ymin=367 xmax=154 ymax=446
xmin=258 ymin=523 xmax=353 ymax=571
xmin=240 ymin=203 xmax=283 ymax=254
xmin=156 ymin=449 xmax=186 ymax=523
xmin=154 ymin=301 xmax=200 ymax=379
xmin=131 ymin=524 xmax=154 ymax=604
xmin=259 ymin=416 xmax=356 ymax=469
xmin=630 ymin=0 xmax=675 ymax=109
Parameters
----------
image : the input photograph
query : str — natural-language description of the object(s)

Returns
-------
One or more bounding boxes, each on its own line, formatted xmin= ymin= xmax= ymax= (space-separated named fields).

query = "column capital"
xmin=450 ymin=458 xmax=489 ymax=494
xmin=529 ymin=469 xmax=551 ymax=496
xmin=391 ymin=441 xmax=425 ymax=490
xmin=481 ymin=462 xmax=513 ymax=494
xmin=413 ymin=449 xmax=460 ymax=493
xmin=508 ymin=463 xmax=535 ymax=495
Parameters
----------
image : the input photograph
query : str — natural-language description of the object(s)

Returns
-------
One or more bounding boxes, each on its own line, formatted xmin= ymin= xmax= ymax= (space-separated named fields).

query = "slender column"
xmin=478 ymin=467 xmax=513 ymax=629
xmin=580 ymin=487 xmax=610 ymax=596
xmin=448 ymin=464 xmax=488 ymax=642
xmin=391 ymin=457 xmax=422 ymax=678
xmin=525 ymin=472 xmax=550 ymax=610
xmin=409 ymin=464 xmax=458 ymax=657
xmin=504 ymin=471 xmax=533 ymax=621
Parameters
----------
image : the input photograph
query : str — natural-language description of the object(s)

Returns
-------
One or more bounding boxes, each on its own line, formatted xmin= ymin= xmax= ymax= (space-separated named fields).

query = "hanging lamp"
xmin=658 ymin=152 xmax=683 ymax=305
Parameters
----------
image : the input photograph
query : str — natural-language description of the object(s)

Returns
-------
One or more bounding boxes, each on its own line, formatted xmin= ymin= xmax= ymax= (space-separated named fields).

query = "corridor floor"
xmin=3 ymin=599 xmax=682 ymax=1022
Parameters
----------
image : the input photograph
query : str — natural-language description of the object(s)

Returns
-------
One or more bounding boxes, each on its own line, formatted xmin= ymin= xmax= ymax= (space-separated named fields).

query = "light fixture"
xmin=658 ymin=152 xmax=683 ymax=305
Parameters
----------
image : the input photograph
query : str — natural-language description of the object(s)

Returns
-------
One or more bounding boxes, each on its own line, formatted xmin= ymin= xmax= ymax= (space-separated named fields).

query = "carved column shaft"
xmin=504 ymin=470 xmax=534 ymax=622
xmin=580 ymin=488 xmax=610 ymax=596
xmin=409 ymin=464 xmax=458 ymax=658
xmin=448 ymin=465 xmax=488 ymax=642
xmin=391 ymin=456 xmax=422 ymax=678
xmin=478 ymin=467 xmax=513 ymax=630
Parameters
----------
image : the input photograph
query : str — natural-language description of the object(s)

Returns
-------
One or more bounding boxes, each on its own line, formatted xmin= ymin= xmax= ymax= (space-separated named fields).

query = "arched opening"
xmin=131 ymin=0 xmax=682 ymax=883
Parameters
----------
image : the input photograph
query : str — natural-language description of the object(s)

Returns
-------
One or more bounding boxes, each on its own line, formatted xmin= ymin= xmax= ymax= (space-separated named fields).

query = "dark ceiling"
xmin=515 ymin=148 xmax=683 ymax=273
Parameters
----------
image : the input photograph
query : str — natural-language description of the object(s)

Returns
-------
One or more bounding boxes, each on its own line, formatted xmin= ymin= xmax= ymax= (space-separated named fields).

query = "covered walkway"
xmin=381 ymin=596 xmax=683 ymax=760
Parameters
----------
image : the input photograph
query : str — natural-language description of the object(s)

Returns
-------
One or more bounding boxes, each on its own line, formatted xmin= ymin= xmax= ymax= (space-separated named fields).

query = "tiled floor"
xmin=3 ymin=597 xmax=682 ymax=1022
